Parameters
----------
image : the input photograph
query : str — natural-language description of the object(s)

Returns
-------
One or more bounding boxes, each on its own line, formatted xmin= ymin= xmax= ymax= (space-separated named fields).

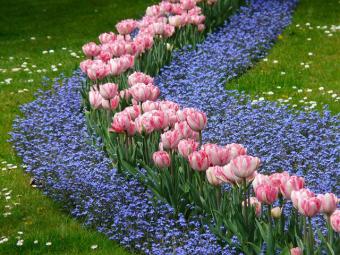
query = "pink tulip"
xmin=109 ymin=112 xmax=131 ymax=133
xmin=299 ymin=196 xmax=321 ymax=217
xmin=269 ymin=171 xmax=290 ymax=188
xmin=255 ymin=184 xmax=279 ymax=205
xmin=178 ymin=139 xmax=199 ymax=159
xmin=89 ymin=89 xmax=102 ymax=109
xmin=188 ymin=150 xmax=210 ymax=171
xmin=242 ymin=197 xmax=262 ymax=217
xmin=230 ymin=155 xmax=260 ymax=179
xmin=161 ymin=130 xmax=181 ymax=150
xmin=202 ymin=143 xmax=231 ymax=166
xmin=169 ymin=15 xmax=185 ymax=27
xmin=252 ymin=173 xmax=271 ymax=190
xmin=128 ymin=72 xmax=154 ymax=86
xmin=317 ymin=193 xmax=338 ymax=215
xmin=149 ymin=85 xmax=161 ymax=101
xmin=186 ymin=109 xmax=207 ymax=131
xmin=164 ymin=109 xmax=179 ymax=127
xmin=116 ymin=19 xmax=137 ymax=35
xmin=146 ymin=5 xmax=161 ymax=17
xmin=153 ymin=151 xmax=171 ymax=168
xmin=80 ymin=59 xmax=93 ymax=73
xmin=215 ymin=163 xmax=242 ymax=185
xmin=119 ymin=54 xmax=135 ymax=71
xmin=130 ymin=83 xmax=151 ymax=102
xmin=135 ymin=114 xmax=154 ymax=134
xmin=142 ymin=100 xmax=160 ymax=112
xmin=101 ymin=95 xmax=120 ymax=111
xmin=197 ymin=24 xmax=205 ymax=32
xmin=123 ymin=105 xmax=141 ymax=120
xmin=206 ymin=166 xmax=223 ymax=186
xmin=126 ymin=121 xmax=136 ymax=136
xmin=174 ymin=121 xmax=194 ymax=139
xmin=280 ymin=176 xmax=305 ymax=199
xmin=99 ymin=83 xmax=118 ymax=100
xmin=87 ymin=60 xmax=110 ymax=80
xmin=99 ymin=32 xmax=117 ymax=44
xmin=189 ymin=15 xmax=205 ymax=26
xmin=150 ymin=110 xmax=169 ymax=130
xmin=291 ymin=189 xmax=315 ymax=210
xmin=98 ymin=50 xmax=113 ymax=63
xmin=290 ymin=247 xmax=302 ymax=255
xmin=82 ymin=42 xmax=101 ymax=58
xmin=181 ymin=0 xmax=196 ymax=10
xmin=330 ymin=209 xmax=340 ymax=233
xmin=159 ymin=101 xmax=180 ymax=112
xmin=225 ymin=143 xmax=247 ymax=159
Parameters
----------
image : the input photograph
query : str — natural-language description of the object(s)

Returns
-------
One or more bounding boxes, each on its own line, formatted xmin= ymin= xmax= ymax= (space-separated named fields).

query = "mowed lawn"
xmin=0 ymin=0 xmax=156 ymax=254
xmin=227 ymin=0 xmax=340 ymax=113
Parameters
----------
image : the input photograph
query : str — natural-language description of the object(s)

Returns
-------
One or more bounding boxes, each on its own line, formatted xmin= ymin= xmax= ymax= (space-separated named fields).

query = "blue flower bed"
xmin=10 ymin=0 xmax=339 ymax=254
xmin=156 ymin=0 xmax=339 ymax=194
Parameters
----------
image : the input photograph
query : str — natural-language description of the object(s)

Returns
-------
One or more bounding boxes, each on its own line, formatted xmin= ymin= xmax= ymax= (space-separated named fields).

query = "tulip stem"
xmin=243 ymin=178 xmax=248 ymax=229
xmin=199 ymin=131 xmax=202 ymax=146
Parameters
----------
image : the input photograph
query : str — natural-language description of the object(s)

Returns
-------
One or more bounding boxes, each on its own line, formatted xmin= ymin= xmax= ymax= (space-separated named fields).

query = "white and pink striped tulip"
xmin=186 ymin=109 xmax=207 ymax=131
xmin=280 ymin=176 xmax=305 ymax=199
xmin=82 ymin=42 xmax=101 ymax=58
xmin=188 ymin=150 xmax=210 ymax=171
xmin=153 ymin=151 xmax=171 ymax=168
xmin=178 ymin=139 xmax=199 ymax=159
xmin=230 ymin=155 xmax=260 ymax=178
xmin=317 ymin=193 xmax=338 ymax=215
xmin=255 ymin=183 xmax=279 ymax=205
xmin=101 ymin=95 xmax=120 ymax=111
xmin=116 ymin=19 xmax=138 ymax=35
xmin=330 ymin=210 xmax=340 ymax=232
xmin=161 ymin=130 xmax=181 ymax=150
xmin=225 ymin=143 xmax=247 ymax=159
xmin=89 ymin=89 xmax=102 ymax=109
xmin=99 ymin=83 xmax=118 ymax=100
xmin=298 ymin=196 xmax=321 ymax=217
xmin=206 ymin=166 xmax=223 ymax=186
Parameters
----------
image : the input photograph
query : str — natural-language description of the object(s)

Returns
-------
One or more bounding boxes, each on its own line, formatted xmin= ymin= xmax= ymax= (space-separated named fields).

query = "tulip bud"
xmin=89 ymin=90 xmax=102 ymax=109
xmin=280 ymin=176 xmax=305 ymax=199
xmin=330 ymin=209 xmax=340 ymax=233
xmin=99 ymin=83 xmax=118 ymax=100
xmin=225 ymin=143 xmax=247 ymax=159
xmin=82 ymin=42 xmax=101 ymax=58
xmin=153 ymin=151 xmax=171 ymax=169
xmin=290 ymin=247 xmax=302 ymax=255
xmin=178 ymin=139 xmax=199 ymax=159
xmin=252 ymin=173 xmax=271 ymax=191
xmin=299 ymin=196 xmax=321 ymax=217
xmin=291 ymin=188 xmax=315 ymax=210
xmin=161 ymin=130 xmax=181 ymax=150
xmin=269 ymin=171 xmax=290 ymax=188
xmin=271 ymin=207 xmax=282 ymax=219
xmin=186 ymin=109 xmax=207 ymax=131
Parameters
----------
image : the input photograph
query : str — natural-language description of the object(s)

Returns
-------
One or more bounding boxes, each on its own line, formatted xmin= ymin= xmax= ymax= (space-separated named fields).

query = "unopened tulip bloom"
xmin=142 ymin=100 xmax=159 ymax=112
xmin=175 ymin=121 xmax=194 ymax=139
xmin=178 ymin=139 xmax=199 ymax=159
xmin=99 ymin=83 xmax=118 ymax=100
xmin=123 ymin=105 xmax=141 ymax=120
xmin=206 ymin=166 xmax=223 ymax=186
xmin=161 ymin=130 xmax=181 ymax=150
xmin=101 ymin=95 xmax=120 ymax=111
xmin=291 ymin=189 xmax=315 ymax=210
xmin=255 ymin=184 xmax=279 ymax=205
xmin=290 ymin=247 xmax=302 ymax=255
xmin=188 ymin=150 xmax=210 ymax=171
xmin=271 ymin=207 xmax=282 ymax=218
xmin=99 ymin=32 xmax=116 ymax=44
xmin=225 ymin=143 xmax=247 ymax=159
xmin=181 ymin=0 xmax=196 ymax=10
xmin=299 ymin=196 xmax=321 ymax=217
xmin=242 ymin=197 xmax=262 ymax=217
xmin=134 ymin=114 xmax=154 ymax=134
xmin=159 ymin=101 xmax=180 ymax=112
xmin=82 ymin=42 xmax=101 ymax=58
xmin=215 ymin=163 xmax=242 ymax=185
xmin=128 ymin=72 xmax=154 ymax=86
xmin=153 ymin=151 xmax=171 ymax=169
xmin=87 ymin=60 xmax=110 ymax=80
xmin=109 ymin=112 xmax=131 ymax=133
xmin=280 ymin=176 xmax=305 ymax=199
xmin=150 ymin=110 xmax=168 ymax=130
xmin=186 ymin=109 xmax=207 ymax=131
xmin=149 ymin=85 xmax=160 ymax=101
xmin=316 ymin=193 xmax=338 ymax=215
xmin=330 ymin=209 xmax=340 ymax=232
xmin=116 ymin=19 xmax=137 ymax=35
xmin=126 ymin=121 xmax=136 ymax=136
xmin=89 ymin=90 xmax=102 ymax=109
xmin=80 ymin=59 xmax=93 ymax=73
xmin=230 ymin=155 xmax=260 ymax=178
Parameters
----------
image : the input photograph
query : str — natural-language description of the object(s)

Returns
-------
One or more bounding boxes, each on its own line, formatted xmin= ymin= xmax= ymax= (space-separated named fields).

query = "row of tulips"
xmin=80 ymin=0 xmax=339 ymax=254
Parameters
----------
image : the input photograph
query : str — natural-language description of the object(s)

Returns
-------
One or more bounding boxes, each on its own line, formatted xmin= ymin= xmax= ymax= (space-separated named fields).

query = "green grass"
xmin=0 ymin=0 xmax=156 ymax=254
xmin=227 ymin=0 xmax=340 ymax=113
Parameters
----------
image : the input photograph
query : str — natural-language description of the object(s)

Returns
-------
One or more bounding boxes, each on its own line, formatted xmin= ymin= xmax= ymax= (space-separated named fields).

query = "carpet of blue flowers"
xmin=10 ymin=0 xmax=339 ymax=254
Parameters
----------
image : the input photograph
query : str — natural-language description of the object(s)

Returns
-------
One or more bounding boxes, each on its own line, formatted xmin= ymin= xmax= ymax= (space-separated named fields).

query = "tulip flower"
xmin=109 ymin=112 xmax=131 ymax=133
xmin=188 ymin=150 xmax=210 ymax=171
xmin=252 ymin=174 xmax=271 ymax=191
xmin=142 ymin=100 xmax=160 ymax=112
xmin=255 ymin=183 xmax=279 ymax=205
xmin=174 ymin=121 xmax=194 ymax=139
xmin=98 ymin=32 xmax=116 ymax=44
xmin=150 ymin=110 xmax=169 ymax=130
xmin=316 ymin=193 xmax=338 ymax=215
xmin=271 ymin=207 xmax=282 ymax=219
xmin=280 ymin=176 xmax=305 ymax=199
xmin=135 ymin=114 xmax=154 ymax=134
xmin=230 ymin=155 xmax=260 ymax=178
xmin=290 ymin=247 xmax=302 ymax=255
xmin=128 ymin=72 xmax=154 ymax=87
xmin=269 ymin=171 xmax=290 ymax=188
xmin=80 ymin=59 xmax=93 ymax=73
xmin=186 ymin=109 xmax=207 ymax=131
xmin=99 ymin=83 xmax=118 ymax=100
xmin=116 ymin=19 xmax=138 ymax=35
xmin=89 ymin=90 xmax=102 ymax=109
xmin=215 ymin=163 xmax=242 ymax=185
xmin=202 ymin=143 xmax=231 ymax=166
xmin=206 ymin=166 xmax=223 ymax=186
xmin=161 ymin=130 xmax=181 ymax=150
xmin=101 ymin=95 xmax=120 ymax=111
xmin=82 ymin=42 xmax=101 ymax=58
xmin=181 ymin=0 xmax=196 ymax=10
xmin=330 ymin=209 xmax=340 ymax=232
xmin=225 ymin=143 xmax=247 ymax=159
xmin=123 ymin=105 xmax=141 ymax=120
xmin=130 ymin=83 xmax=151 ymax=103
xmin=87 ymin=60 xmax=110 ymax=80
xmin=291 ymin=189 xmax=315 ymax=210
xmin=298 ymin=196 xmax=321 ymax=217
xmin=242 ymin=197 xmax=262 ymax=217
xmin=178 ymin=139 xmax=199 ymax=159
xmin=153 ymin=151 xmax=171 ymax=169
